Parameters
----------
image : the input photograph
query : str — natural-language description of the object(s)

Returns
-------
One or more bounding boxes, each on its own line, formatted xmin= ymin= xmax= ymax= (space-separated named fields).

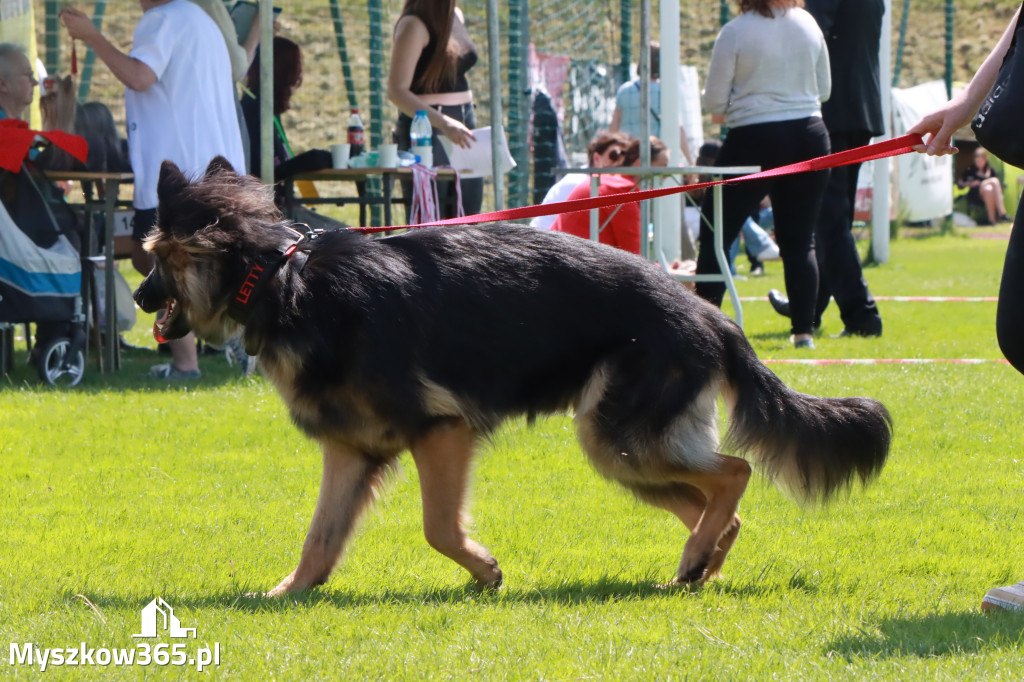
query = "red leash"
xmin=350 ymin=133 xmax=923 ymax=234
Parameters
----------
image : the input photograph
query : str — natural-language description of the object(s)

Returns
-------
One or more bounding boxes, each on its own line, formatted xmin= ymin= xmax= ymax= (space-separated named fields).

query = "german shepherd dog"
xmin=134 ymin=158 xmax=892 ymax=597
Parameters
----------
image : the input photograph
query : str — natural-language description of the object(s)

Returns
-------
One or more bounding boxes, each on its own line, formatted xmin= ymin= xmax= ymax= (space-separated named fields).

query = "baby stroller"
xmin=0 ymin=123 xmax=89 ymax=386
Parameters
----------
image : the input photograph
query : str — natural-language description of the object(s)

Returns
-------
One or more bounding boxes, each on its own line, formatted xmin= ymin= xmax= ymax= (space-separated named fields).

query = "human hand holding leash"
xmin=910 ymin=5 xmax=1021 ymax=157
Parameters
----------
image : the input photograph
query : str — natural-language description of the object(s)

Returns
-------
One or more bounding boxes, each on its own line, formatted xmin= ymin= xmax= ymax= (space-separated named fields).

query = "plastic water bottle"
xmin=347 ymin=109 xmax=365 ymax=157
xmin=410 ymin=109 xmax=433 ymax=167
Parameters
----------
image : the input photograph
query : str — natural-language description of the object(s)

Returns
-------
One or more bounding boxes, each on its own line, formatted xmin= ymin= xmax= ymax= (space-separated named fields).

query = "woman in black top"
xmin=388 ymin=0 xmax=483 ymax=217
xmin=958 ymin=147 xmax=1010 ymax=225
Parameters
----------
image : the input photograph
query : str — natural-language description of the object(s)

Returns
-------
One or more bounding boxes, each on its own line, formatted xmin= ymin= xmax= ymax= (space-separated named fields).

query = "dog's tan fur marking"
xmin=260 ymin=348 xmax=407 ymax=457
xmin=419 ymin=378 xmax=464 ymax=418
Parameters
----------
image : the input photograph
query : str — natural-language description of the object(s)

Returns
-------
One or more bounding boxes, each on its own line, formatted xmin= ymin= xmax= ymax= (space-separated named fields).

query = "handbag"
xmin=972 ymin=5 xmax=1024 ymax=167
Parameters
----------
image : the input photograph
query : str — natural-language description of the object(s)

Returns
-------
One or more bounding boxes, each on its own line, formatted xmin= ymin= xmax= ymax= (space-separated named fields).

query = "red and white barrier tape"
xmin=741 ymin=296 xmax=999 ymax=303
xmin=764 ymin=358 xmax=1009 ymax=366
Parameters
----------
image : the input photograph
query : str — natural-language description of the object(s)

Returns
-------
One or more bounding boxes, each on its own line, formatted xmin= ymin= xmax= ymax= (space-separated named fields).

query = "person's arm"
xmin=189 ymin=0 xmax=251 ymax=82
xmin=815 ymin=37 xmax=832 ymax=103
xmin=609 ymin=105 xmax=623 ymax=134
xmin=679 ymin=123 xmax=693 ymax=165
xmin=386 ymin=14 xmax=475 ymax=148
xmin=701 ymin=25 xmax=735 ymax=116
xmin=241 ymin=11 xmax=262 ymax=68
xmin=59 ymin=7 xmax=157 ymax=91
xmin=909 ymin=6 xmax=1021 ymax=155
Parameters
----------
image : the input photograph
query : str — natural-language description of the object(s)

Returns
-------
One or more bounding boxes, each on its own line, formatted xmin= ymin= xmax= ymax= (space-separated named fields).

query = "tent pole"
xmin=486 ymin=0 xmax=505 ymax=210
xmin=259 ymin=0 xmax=274 ymax=184
xmin=657 ymin=0 xmax=682 ymax=265
xmin=872 ymin=0 xmax=893 ymax=264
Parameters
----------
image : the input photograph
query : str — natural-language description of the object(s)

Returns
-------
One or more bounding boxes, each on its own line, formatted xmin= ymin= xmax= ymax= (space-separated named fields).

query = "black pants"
xmin=813 ymin=131 xmax=883 ymax=333
xmin=696 ymin=117 xmax=831 ymax=335
xmin=997 ymin=198 xmax=1024 ymax=374
xmin=394 ymin=103 xmax=484 ymax=220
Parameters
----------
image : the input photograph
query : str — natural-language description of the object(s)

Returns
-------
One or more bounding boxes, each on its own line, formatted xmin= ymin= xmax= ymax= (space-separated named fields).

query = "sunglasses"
xmin=606 ymin=148 xmax=624 ymax=162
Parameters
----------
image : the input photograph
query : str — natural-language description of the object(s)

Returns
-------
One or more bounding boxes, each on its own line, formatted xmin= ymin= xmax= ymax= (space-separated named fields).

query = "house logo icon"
xmin=132 ymin=597 xmax=196 ymax=639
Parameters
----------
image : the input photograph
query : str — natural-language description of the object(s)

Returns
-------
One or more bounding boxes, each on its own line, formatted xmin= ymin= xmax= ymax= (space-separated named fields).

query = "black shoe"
xmin=768 ymin=289 xmax=791 ymax=318
xmin=838 ymin=326 xmax=882 ymax=338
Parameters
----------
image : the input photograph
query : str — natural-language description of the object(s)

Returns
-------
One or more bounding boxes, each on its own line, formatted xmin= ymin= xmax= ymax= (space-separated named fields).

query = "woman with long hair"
xmin=387 ymin=0 xmax=482 ymax=217
xmin=240 ymin=36 xmax=338 ymax=229
xmin=241 ymin=36 xmax=304 ymax=176
xmin=696 ymin=0 xmax=831 ymax=349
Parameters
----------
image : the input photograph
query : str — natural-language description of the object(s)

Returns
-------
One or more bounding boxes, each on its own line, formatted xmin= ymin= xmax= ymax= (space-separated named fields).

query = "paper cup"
xmin=378 ymin=143 xmax=399 ymax=169
xmin=331 ymin=143 xmax=351 ymax=169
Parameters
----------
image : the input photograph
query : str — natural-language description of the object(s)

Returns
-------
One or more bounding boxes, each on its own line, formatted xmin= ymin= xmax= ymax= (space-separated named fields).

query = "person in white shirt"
xmin=61 ymin=0 xmax=246 ymax=380
xmin=530 ymin=131 xmax=630 ymax=230
xmin=695 ymin=0 xmax=830 ymax=350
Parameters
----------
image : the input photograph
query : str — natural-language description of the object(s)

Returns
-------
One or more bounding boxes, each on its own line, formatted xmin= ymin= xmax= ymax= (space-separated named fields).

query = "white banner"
xmin=891 ymin=81 xmax=953 ymax=223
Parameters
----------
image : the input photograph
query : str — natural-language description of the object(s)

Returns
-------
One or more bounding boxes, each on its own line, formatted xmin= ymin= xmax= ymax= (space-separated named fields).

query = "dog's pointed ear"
xmin=158 ymin=160 xmax=190 ymax=205
xmin=204 ymin=156 xmax=235 ymax=178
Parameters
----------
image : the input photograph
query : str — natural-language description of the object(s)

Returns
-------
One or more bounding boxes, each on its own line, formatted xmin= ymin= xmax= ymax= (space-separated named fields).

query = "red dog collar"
xmin=226 ymin=224 xmax=314 ymax=325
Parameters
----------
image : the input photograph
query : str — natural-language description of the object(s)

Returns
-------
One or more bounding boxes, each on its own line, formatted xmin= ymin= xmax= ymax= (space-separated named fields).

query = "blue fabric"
xmin=0 ymin=258 xmax=81 ymax=296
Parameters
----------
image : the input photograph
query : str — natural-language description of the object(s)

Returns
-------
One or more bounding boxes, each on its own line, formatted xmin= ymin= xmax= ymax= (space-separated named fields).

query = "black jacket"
xmin=805 ymin=0 xmax=885 ymax=136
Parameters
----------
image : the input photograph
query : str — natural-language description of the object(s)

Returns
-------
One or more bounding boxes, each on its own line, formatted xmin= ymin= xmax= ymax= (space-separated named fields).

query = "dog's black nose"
xmin=133 ymin=268 xmax=166 ymax=313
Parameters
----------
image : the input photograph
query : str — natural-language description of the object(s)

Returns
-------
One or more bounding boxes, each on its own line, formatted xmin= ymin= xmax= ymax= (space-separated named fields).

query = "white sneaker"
xmin=224 ymin=335 xmax=257 ymax=376
xmin=982 ymin=581 xmax=1024 ymax=612
xmin=755 ymin=242 xmax=780 ymax=261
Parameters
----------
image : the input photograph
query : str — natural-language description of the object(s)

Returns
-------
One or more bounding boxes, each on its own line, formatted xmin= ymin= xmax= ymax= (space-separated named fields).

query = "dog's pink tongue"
xmin=152 ymin=301 xmax=173 ymax=343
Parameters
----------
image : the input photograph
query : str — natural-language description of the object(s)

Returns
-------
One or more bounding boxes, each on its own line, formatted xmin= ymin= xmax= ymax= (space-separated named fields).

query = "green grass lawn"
xmin=2 ymin=229 xmax=1023 ymax=679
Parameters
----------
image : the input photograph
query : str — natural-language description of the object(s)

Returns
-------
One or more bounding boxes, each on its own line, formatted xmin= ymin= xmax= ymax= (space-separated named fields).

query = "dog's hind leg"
xmin=627 ymin=482 xmax=742 ymax=583
xmin=649 ymin=455 xmax=750 ymax=585
xmin=411 ymin=419 xmax=503 ymax=588
xmin=267 ymin=444 xmax=388 ymax=597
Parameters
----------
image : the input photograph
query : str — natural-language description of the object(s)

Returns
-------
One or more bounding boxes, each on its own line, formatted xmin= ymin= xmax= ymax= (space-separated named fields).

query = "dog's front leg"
xmin=412 ymin=419 xmax=503 ymax=588
xmin=267 ymin=444 xmax=385 ymax=597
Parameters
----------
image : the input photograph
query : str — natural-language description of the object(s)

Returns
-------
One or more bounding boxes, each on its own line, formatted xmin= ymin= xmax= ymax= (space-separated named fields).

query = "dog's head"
xmin=133 ymin=157 xmax=286 ymax=345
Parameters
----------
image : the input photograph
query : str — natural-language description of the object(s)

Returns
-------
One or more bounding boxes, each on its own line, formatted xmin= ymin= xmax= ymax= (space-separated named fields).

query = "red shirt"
xmin=551 ymin=174 xmax=641 ymax=254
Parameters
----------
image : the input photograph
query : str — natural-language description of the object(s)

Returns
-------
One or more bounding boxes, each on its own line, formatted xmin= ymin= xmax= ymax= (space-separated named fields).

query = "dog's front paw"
xmin=671 ymin=552 xmax=712 ymax=585
xmin=265 ymin=570 xmax=298 ymax=597
xmin=475 ymin=567 xmax=503 ymax=590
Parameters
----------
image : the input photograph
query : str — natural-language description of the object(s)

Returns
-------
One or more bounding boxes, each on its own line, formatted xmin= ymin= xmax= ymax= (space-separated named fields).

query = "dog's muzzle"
xmin=134 ymin=267 xmax=192 ymax=341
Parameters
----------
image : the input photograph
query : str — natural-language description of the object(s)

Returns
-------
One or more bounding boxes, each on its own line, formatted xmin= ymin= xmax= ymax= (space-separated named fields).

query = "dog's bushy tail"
xmin=720 ymin=324 xmax=892 ymax=503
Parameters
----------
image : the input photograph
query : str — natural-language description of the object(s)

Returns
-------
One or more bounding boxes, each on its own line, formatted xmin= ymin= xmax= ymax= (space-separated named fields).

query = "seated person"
xmin=241 ymin=37 xmax=339 ymax=228
xmin=530 ymin=130 xmax=631 ymax=230
xmin=551 ymin=136 xmax=668 ymax=255
xmin=959 ymin=148 xmax=1010 ymax=225
xmin=0 ymin=44 xmax=86 ymax=363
